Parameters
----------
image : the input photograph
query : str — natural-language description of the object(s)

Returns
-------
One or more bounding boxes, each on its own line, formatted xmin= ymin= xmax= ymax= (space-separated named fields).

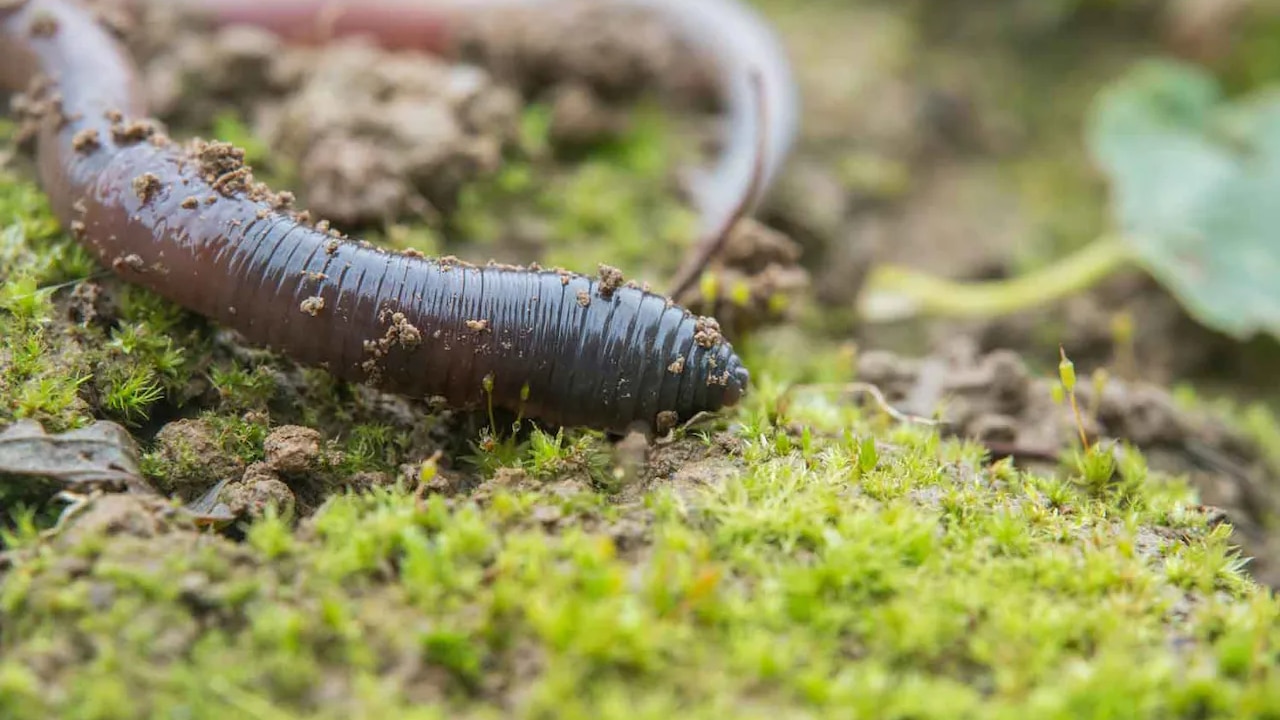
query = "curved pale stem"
xmin=858 ymin=237 xmax=1133 ymax=322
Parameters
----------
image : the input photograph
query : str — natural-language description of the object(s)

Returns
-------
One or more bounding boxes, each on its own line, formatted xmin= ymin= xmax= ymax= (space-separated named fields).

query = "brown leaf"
xmin=0 ymin=419 xmax=153 ymax=494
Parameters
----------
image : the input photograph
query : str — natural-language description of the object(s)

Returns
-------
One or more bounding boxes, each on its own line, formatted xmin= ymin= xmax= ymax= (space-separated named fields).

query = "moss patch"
xmin=450 ymin=102 xmax=699 ymax=283
xmin=2 ymin=380 xmax=1277 ymax=718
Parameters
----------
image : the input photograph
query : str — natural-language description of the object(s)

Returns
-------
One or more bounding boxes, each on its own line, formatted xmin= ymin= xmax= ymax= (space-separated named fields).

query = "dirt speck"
xmin=132 ymin=172 xmax=162 ymax=204
xmin=693 ymin=316 xmax=723 ymax=348
xmin=466 ymin=318 xmax=490 ymax=332
xmin=576 ymin=289 xmax=590 ymax=308
xmin=596 ymin=264 xmax=624 ymax=299
xmin=71 ymin=128 xmax=100 ymax=153
xmin=67 ymin=280 xmax=102 ymax=324
xmin=110 ymin=118 xmax=158 ymax=145
xmin=667 ymin=356 xmax=685 ymax=375
xmin=28 ymin=9 xmax=57 ymax=38
xmin=189 ymin=139 xmax=251 ymax=192
xmin=361 ymin=312 xmax=423 ymax=383
xmin=655 ymin=410 xmax=679 ymax=435
xmin=548 ymin=82 xmax=629 ymax=148
xmin=299 ymin=296 xmax=325 ymax=316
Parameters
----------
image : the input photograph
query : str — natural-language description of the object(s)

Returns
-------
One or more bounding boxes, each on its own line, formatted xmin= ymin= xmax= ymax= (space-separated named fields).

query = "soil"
xmin=115 ymin=2 xmax=522 ymax=227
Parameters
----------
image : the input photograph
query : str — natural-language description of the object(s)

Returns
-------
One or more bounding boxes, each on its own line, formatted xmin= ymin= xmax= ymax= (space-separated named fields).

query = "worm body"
xmin=2 ymin=0 xmax=755 ymax=433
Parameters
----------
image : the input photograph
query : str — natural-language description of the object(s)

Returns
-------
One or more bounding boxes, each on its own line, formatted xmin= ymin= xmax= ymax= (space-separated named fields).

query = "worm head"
xmin=722 ymin=353 xmax=750 ymax=408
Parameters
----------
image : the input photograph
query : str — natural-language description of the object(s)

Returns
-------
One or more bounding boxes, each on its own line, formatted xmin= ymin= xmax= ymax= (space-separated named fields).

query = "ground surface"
xmin=4 ymin=0 xmax=1280 ymax=717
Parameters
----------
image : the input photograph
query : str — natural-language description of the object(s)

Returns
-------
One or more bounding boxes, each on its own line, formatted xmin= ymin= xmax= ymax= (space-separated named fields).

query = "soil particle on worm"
xmin=71 ymin=128 xmax=100 ymax=153
xmin=692 ymin=316 xmax=723 ymax=348
xmin=596 ymin=264 xmax=625 ymax=299
xmin=131 ymin=172 xmax=162 ymax=204
xmin=27 ymin=9 xmax=58 ymax=38
xmin=10 ymin=75 xmax=65 ymax=145
xmin=109 ymin=119 xmax=160 ymax=145
xmin=299 ymin=296 xmax=324 ymax=316
xmin=360 ymin=312 xmax=424 ymax=383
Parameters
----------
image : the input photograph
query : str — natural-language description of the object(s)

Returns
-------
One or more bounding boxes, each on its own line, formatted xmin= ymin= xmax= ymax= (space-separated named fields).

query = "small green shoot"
xmin=1058 ymin=345 xmax=1089 ymax=453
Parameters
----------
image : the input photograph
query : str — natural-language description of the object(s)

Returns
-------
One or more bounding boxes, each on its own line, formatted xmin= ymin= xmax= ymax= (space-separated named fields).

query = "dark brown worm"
xmin=1 ymin=0 xmax=763 ymax=434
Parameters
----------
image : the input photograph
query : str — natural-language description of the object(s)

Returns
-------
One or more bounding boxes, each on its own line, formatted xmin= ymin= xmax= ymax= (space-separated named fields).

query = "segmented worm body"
xmin=0 ymin=0 xmax=790 ymax=433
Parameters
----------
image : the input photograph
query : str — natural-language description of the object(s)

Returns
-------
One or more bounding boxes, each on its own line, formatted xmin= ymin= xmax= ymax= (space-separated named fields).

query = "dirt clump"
xmin=118 ymin=1 xmax=522 ymax=228
xmin=262 ymin=41 xmax=522 ymax=225
xmin=219 ymin=461 xmax=295 ymax=517
xmin=854 ymin=342 xmax=1241 ymax=460
xmin=681 ymin=218 xmax=811 ymax=336
xmin=149 ymin=418 xmax=246 ymax=496
xmin=263 ymin=424 xmax=323 ymax=475
xmin=546 ymin=82 xmax=631 ymax=149
xmin=53 ymin=493 xmax=189 ymax=549
xmin=453 ymin=0 xmax=717 ymax=108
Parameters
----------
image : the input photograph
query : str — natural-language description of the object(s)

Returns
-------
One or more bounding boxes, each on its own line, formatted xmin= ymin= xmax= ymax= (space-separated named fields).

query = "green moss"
xmin=0 ymin=168 xmax=211 ymax=432
xmin=451 ymin=102 xmax=698 ymax=283
xmin=3 ymin=341 xmax=1278 ymax=718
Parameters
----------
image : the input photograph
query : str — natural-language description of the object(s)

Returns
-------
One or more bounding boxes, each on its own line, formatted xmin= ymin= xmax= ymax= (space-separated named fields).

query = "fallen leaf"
xmin=0 ymin=419 xmax=151 ymax=493
xmin=1087 ymin=59 xmax=1280 ymax=340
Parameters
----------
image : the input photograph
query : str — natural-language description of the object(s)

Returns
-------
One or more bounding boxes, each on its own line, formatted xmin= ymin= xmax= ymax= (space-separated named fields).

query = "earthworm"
xmin=112 ymin=0 xmax=800 ymax=297
xmin=1 ymin=0 xmax=757 ymax=434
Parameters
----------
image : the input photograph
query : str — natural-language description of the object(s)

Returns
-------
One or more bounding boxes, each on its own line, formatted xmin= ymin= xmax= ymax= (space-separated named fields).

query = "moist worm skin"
xmin=1 ymin=0 xmax=749 ymax=434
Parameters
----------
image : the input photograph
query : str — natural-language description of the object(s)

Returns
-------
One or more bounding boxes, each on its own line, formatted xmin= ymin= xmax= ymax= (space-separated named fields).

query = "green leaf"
xmin=1087 ymin=58 xmax=1280 ymax=340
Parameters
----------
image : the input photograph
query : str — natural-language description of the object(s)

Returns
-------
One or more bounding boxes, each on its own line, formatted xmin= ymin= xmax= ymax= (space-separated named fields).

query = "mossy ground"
xmin=6 ymin=1 xmax=1280 ymax=717
xmin=3 ymin=372 xmax=1278 ymax=719
xmin=3 ymin=158 xmax=1280 ymax=714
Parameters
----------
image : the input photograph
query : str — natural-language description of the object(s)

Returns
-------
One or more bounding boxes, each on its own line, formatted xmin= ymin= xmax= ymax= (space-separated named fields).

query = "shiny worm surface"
xmin=1 ymin=0 xmax=755 ymax=433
